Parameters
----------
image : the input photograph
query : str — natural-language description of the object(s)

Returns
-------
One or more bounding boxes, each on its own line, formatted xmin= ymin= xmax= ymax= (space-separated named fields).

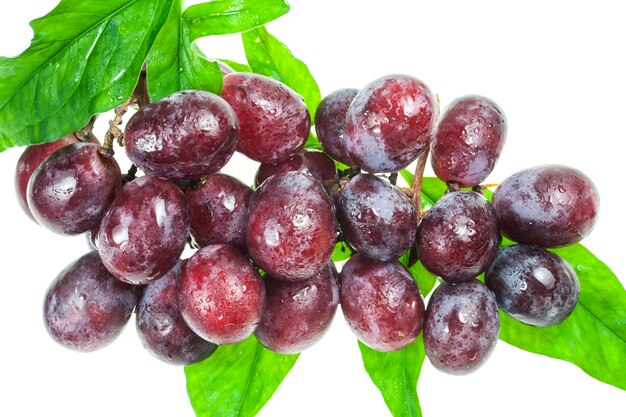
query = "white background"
xmin=0 ymin=1 xmax=625 ymax=416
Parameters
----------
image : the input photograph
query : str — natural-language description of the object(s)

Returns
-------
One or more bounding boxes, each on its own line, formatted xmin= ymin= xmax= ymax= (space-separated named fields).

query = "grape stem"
xmin=410 ymin=148 xmax=429 ymax=216
xmin=74 ymin=115 xmax=97 ymax=142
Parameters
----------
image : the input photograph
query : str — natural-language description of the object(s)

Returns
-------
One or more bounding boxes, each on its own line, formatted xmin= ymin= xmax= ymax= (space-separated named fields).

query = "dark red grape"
xmin=340 ymin=254 xmax=425 ymax=352
xmin=417 ymin=191 xmax=500 ymax=282
xmin=246 ymin=171 xmax=337 ymax=281
xmin=336 ymin=173 xmax=416 ymax=262
xmin=492 ymin=165 xmax=600 ymax=247
xmin=178 ymin=244 xmax=265 ymax=345
xmin=221 ymin=72 xmax=310 ymax=163
xmin=345 ymin=74 xmax=438 ymax=173
xmin=315 ymin=88 xmax=359 ymax=166
xmin=98 ymin=176 xmax=189 ymax=285
xmin=186 ymin=173 xmax=252 ymax=248
xmin=431 ymin=95 xmax=507 ymax=187
xmin=255 ymin=262 xmax=339 ymax=354
xmin=124 ymin=90 xmax=239 ymax=180
xmin=136 ymin=262 xmax=217 ymax=365
xmin=485 ymin=245 xmax=579 ymax=327
xmin=15 ymin=134 xmax=79 ymax=220
xmin=254 ymin=150 xmax=338 ymax=194
xmin=424 ymin=280 xmax=499 ymax=375
xmin=28 ymin=142 xmax=121 ymax=235
xmin=44 ymin=251 xmax=138 ymax=352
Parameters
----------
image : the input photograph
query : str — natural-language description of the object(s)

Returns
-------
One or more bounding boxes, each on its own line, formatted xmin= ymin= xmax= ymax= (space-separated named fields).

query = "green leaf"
xmin=184 ymin=0 xmax=290 ymax=40
xmin=499 ymin=244 xmax=626 ymax=390
xmin=359 ymin=335 xmax=426 ymax=417
xmin=146 ymin=0 xmax=222 ymax=101
xmin=242 ymin=26 xmax=321 ymax=120
xmin=185 ymin=335 xmax=299 ymax=417
xmin=0 ymin=0 xmax=173 ymax=151
xmin=398 ymin=170 xmax=439 ymax=210
xmin=331 ymin=240 xmax=352 ymax=262
xmin=304 ymin=131 xmax=323 ymax=151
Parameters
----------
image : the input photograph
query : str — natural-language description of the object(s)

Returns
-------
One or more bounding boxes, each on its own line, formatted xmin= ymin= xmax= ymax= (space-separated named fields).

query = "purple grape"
xmin=431 ymin=95 xmax=507 ymax=187
xmin=315 ymin=88 xmax=359 ymax=166
xmin=424 ymin=280 xmax=499 ymax=375
xmin=15 ymin=134 xmax=79 ymax=220
xmin=345 ymin=74 xmax=438 ymax=173
xmin=98 ymin=176 xmax=189 ymax=285
xmin=44 ymin=251 xmax=138 ymax=352
xmin=417 ymin=191 xmax=500 ymax=282
xmin=124 ymin=90 xmax=239 ymax=180
xmin=255 ymin=262 xmax=339 ymax=354
xmin=336 ymin=173 xmax=416 ymax=262
xmin=492 ymin=165 xmax=600 ymax=247
xmin=221 ymin=72 xmax=311 ymax=163
xmin=246 ymin=171 xmax=337 ymax=281
xmin=186 ymin=173 xmax=252 ymax=249
xmin=27 ymin=142 xmax=121 ymax=235
xmin=340 ymin=254 xmax=425 ymax=352
xmin=485 ymin=245 xmax=579 ymax=327
xmin=136 ymin=262 xmax=217 ymax=365
xmin=254 ymin=150 xmax=338 ymax=194
xmin=178 ymin=244 xmax=265 ymax=345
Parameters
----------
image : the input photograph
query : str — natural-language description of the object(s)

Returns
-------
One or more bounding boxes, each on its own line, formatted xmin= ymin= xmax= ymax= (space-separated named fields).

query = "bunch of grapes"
xmin=15 ymin=67 xmax=599 ymax=376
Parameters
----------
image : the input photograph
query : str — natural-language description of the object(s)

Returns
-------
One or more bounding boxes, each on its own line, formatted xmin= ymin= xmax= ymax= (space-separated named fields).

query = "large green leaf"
xmin=359 ymin=335 xmax=426 ymax=417
xmin=242 ymin=26 xmax=321 ymax=120
xmin=0 ymin=0 xmax=173 ymax=151
xmin=185 ymin=335 xmax=299 ymax=417
xmin=146 ymin=0 xmax=222 ymax=100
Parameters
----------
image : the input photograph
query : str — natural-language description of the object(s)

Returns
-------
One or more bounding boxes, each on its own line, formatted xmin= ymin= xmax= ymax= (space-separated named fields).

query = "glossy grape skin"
xmin=345 ymin=74 xmax=438 ymax=173
xmin=15 ymin=134 xmax=80 ymax=220
xmin=417 ymin=191 xmax=501 ymax=282
xmin=340 ymin=254 xmax=425 ymax=352
xmin=27 ymin=142 xmax=122 ymax=235
xmin=124 ymin=90 xmax=239 ymax=180
xmin=336 ymin=174 xmax=416 ymax=262
xmin=315 ymin=88 xmax=359 ymax=167
xmin=254 ymin=150 xmax=338 ymax=194
xmin=136 ymin=262 xmax=217 ymax=365
xmin=179 ymin=244 xmax=265 ymax=345
xmin=431 ymin=96 xmax=507 ymax=187
xmin=186 ymin=173 xmax=252 ymax=249
xmin=492 ymin=165 xmax=600 ymax=247
xmin=485 ymin=245 xmax=579 ymax=327
xmin=221 ymin=72 xmax=311 ymax=163
xmin=44 ymin=251 xmax=138 ymax=352
xmin=98 ymin=176 xmax=189 ymax=285
xmin=255 ymin=262 xmax=339 ymax=354
xmin=246 ymin=171 xmax=337 ymax=281
xmin=424 ymin=280 xmax=499 ymax=375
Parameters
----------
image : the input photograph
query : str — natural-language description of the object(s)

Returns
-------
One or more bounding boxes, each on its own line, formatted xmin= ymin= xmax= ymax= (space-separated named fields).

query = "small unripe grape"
xmin=485 ymin=245 xmax=579 ymax=327
xmin=315 ymin=88 xmax=359 ymax=167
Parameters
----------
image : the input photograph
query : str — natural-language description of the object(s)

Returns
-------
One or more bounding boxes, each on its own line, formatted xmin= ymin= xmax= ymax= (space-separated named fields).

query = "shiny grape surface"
xmin=124 ymin=90 xmax=239 ymax=180
xmin=424 ymin=280 xmax=499 ymax=374
xmin=15 ymin=134 xmax=79 ymax=220
xmin=492 ymin=165 xmax=600 ymax=247
xmin=98 ymin=176 xmax=189 ymax=285
xmin=28 ymin=142 xmax=121 ymax=235
xmin=186 ymin=173 xmax=252 ymax=249
xmin=256 ymin=262 xmax=339 ymax=354
xmin=485 ymin=245 xmax=579 ymax=327
xmin=136 ymin=262 xmax=217 ymax=365
xmin=345 ymin=74 xmax=438 ymax=173
xmin=340 ymin=254 xmax=425 ymax=352
xmin=431 ymin=95 xmax=507 ymax=187
xmin=246 ymin=171 xmax=337 ymax=281
xmin=337 ymin=173 xmax=416 ymax=261
xmin=315 ymin=88 xmax=359 ymax=167
xmin=44 ymin=251 xmax=138 ymax=352
xmin=221 ymin=72 xmax=310 ymax=163
xmin=178 ymin=244 xmax=265 ymax=345
xmin=417 ymin=191 xmax=500 ymax=282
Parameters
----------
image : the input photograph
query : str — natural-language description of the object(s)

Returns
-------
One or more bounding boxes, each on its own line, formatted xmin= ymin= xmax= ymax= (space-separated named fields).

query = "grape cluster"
xmin=15 ymin=69 xmax=599 ymax=375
